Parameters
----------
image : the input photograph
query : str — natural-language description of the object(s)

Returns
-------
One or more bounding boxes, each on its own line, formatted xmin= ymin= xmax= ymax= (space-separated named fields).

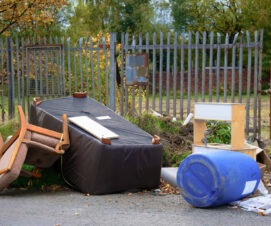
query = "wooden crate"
xmin=193 ymin=143 xmax=257 ymax=160
xmin=194 ymin=103 xmax=245 ymax=150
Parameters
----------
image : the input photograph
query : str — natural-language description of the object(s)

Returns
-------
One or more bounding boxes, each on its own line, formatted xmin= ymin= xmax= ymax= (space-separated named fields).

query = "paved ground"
xmin=0 ymin=189 xmax=270 ymax=226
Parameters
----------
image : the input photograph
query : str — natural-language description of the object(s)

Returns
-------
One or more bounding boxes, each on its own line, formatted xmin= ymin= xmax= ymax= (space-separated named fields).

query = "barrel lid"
xmin=177 ymin=154 xmax=222 ymax=207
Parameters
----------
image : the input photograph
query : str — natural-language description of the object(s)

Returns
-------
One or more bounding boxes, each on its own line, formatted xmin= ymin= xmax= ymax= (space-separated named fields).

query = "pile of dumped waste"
xmin=130 ymin=114 xmax=194 ymax=167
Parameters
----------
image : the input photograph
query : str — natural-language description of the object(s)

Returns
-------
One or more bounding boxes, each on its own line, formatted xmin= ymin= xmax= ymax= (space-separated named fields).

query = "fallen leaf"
xmin=84 ymin=193 xmax=90 ymax=196
xmin=75 ymin=212 xmax=79 ymax=216
xmin=258 ymin=212 xmax=265 ymax=216
xmin=84 ymin=204 xmax=90 ymax=207
xmin=128 ymin=193 xmax=132 ymax=196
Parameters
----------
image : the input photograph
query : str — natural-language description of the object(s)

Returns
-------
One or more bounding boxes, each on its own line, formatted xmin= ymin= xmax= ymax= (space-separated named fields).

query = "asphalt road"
xmin=0 ymin=189 xmax=269 ymax=226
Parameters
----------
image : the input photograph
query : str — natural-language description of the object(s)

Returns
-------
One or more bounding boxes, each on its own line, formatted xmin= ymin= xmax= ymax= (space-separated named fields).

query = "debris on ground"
xmin=231 ymin=194 xmax=271 ymax=216
xmin=159 ymin=178 xmax=180 ymax=195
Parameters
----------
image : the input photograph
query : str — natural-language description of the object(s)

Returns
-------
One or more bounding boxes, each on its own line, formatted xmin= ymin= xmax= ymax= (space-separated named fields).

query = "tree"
xmin=67 ymin=0 xmax=154 ymax=41
xmin=170 ymin=0 xmax=271 ymax=39
xmin=170 ymin=0 xmax=193 ymax=32
xmin=0 ymin=0 xmax=68 ymax=36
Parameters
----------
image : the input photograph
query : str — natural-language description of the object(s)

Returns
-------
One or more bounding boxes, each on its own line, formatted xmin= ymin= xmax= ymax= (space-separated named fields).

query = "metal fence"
xmin=0 ymin=30 xmax=264 ymax=138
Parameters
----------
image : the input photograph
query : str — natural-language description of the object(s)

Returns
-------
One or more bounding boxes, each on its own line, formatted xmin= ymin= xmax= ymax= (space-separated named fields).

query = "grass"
xmin=10 ymin=164 xmax=65 ymax=190
xmin=0 ymin=118 xmax=19 ymax=141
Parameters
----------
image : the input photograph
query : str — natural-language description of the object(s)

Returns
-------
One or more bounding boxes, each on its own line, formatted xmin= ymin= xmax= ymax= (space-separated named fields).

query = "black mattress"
xmin=29 ymin=96 xmax=162 ymax=194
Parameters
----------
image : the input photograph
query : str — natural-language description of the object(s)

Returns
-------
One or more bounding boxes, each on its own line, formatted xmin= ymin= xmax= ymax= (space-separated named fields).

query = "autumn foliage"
xmin=0 ymin=0 xmax=67 ymax=36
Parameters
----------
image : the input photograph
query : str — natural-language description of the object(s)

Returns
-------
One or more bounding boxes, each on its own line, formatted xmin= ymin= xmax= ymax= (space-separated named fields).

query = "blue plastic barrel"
xmin=176 ymin=150 xmax=261 ymax=207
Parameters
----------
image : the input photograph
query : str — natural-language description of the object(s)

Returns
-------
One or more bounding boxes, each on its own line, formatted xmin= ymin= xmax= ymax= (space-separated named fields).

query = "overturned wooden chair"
xmin=0 ymin=106 xmax=69 ymax=190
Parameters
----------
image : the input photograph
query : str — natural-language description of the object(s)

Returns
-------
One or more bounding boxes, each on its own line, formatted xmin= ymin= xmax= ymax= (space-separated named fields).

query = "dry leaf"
xmin=128 ymin=193 xmax=132 ymax=196
xmin=75 ymin=212 xmax=79 ymax=216
xmin=84 ymin=204 xmax=90 ymax=207
xmin=258 ymin=212 xmax=265 ymax=216
xmin=84 ymin=193 xmax=90 ymax=196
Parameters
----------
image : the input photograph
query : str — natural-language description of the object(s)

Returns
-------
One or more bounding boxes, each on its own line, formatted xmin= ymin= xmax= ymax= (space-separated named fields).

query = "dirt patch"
xmin=160 ymin=120 xmax=193 ymax=154
xmin=133 ymin=114 xmax=194 ymax=166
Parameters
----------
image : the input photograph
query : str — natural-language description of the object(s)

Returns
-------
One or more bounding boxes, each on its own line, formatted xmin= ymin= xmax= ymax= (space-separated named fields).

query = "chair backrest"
xmin=21 ymin=105 xmax=70 ymax=168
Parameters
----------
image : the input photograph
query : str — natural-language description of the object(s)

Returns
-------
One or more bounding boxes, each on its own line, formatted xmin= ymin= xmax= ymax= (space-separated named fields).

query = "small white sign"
xmin=96 ymin=116 xmax=111 ymax=120
xmin=241 ymin=180 xmax=257 ymax=195
xmin=69 ymin=116 xmax=119 ymax=139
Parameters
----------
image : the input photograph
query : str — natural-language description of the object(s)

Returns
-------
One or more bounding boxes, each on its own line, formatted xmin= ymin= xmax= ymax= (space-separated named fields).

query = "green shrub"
xmin=206 ymin=121 xmax=231 ymax=144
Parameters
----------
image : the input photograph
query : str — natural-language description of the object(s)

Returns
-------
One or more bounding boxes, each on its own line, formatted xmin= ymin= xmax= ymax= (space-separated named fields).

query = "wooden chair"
xmin=0 ymin=106 xmax=69 ymax=190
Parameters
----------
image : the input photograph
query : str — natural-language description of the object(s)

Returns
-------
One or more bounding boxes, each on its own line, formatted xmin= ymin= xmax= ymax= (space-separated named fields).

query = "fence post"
xmin=6 ymin=37 xmax=14 ymax=119
xmin=109 ymin=32 xmax=116 ymax=111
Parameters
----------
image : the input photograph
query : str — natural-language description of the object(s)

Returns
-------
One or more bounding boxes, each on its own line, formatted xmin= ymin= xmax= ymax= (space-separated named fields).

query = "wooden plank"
xmin=193 ymin=144 xmax=256 ymax=160
xmin=193 ymin=120 xmax=207 ymax=146
xmin=7 ymin=106 xmax=27 ymax=170
xmin=159 ymin=32 xmax=163 ymax=114
xmin=238 ymin=34 xmax=243 ymax=103
xmin=194 ymin=32 xmax=199 ymax=103
xmin=245 ymin=31 xmax=251 ymax=135
xmin=201 ymin=32 xmax=206 ymax=102
xmin=152 ymin=32 xmax=156 ymax=111
xmin=166 ymin=32 xmax=170 ymax=115
xmin=231 ymin=104 xmax=245 ymax=149
xmin=27 ymin=124 xmax=62 ymax=139
xmin=69 ymin=116 xmax=119 ymax=140
xmin=231 ymin=33 xmax=239 ymax=103
xmin=216 ymin=33 xmax=221 ymax=102
xmin=208 ymin=32 xmax=214 ymax=102
xmin=195 ymin=103 xmax=235 ymax=121
xmin=224 ymin=34 xmax=229 ymax=102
